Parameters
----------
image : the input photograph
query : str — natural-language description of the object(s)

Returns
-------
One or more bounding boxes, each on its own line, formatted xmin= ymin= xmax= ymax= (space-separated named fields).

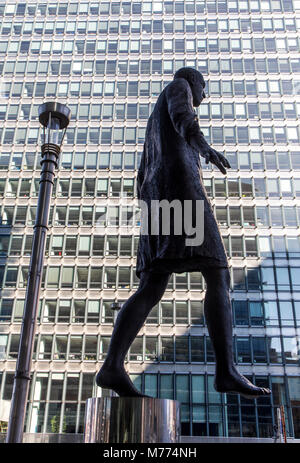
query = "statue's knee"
xmin=151 ymin=274 xmax=170 ymax=300
xmin=139 ymin=271 xmax=170 ymax=302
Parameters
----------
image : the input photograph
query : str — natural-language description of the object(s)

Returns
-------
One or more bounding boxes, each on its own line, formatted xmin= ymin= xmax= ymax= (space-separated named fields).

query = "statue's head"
xmin=173 ymin=67 xmax=206 ymax=107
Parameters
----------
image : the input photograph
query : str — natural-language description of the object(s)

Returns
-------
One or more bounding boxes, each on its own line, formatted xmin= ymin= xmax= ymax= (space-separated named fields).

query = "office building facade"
xmin=0 ymin=0 xmax=299 ymax=439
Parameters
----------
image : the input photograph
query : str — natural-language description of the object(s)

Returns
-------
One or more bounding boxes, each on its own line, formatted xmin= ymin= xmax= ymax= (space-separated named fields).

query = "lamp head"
xmin=38 ymin=102 xmax=71 ymax=147
xmin=38 ymin=102 xmax=71 ymax=129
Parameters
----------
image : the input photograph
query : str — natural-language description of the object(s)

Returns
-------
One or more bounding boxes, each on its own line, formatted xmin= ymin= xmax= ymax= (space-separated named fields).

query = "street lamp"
xmin=6 ymin=102 xmax=71 ymax=443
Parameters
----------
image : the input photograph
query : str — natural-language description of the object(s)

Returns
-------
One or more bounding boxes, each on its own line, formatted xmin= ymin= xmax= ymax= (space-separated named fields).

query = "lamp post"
xmin=6 ymin=102 xmax=71 ymax=443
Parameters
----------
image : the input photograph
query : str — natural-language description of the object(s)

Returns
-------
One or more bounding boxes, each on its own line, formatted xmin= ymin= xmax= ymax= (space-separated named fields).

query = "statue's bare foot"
xmin=96 ymin=363 xmax=150 ymax=398
xmin=214 ymin=368 xmax=271 ymax=399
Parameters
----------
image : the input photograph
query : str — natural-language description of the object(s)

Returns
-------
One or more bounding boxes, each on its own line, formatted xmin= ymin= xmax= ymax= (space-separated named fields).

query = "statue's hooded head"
xmin=173 ymin=67 xmax=206 ymax=107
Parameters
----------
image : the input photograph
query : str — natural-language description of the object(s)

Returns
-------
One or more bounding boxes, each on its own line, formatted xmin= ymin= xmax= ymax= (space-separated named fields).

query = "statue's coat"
xmin=136 ymin=77 xmax=228 ymax=278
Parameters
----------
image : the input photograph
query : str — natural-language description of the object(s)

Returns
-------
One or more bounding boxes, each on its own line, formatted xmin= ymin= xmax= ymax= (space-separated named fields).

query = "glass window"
xmin=144 ymin=337 xmax=158 ymax=362
xmin=206 ymin=337 xmax=215 ymax=362
xmin=49 ymin=374 xmax=64 ymax=405
xmin=161 ymin=301 xmax=173 ymax=324
xmin=241 ymin=179 xmax=253 ymax=198
xmin=283 ymin=337 xmax=299 ymax=364
xmin=252 ymin=337 xmax=267 ymax=363
xmin=231 ymin=237 xmax=243 ymax=257
xmin=78 ymin=236 xmax=91 ymax=256
xmin=161 ymin=337 xmax=174 ymax=362
xmin=143 ymin=374 xmax=157 ymax=398
xmin=261 ymin=267 xmax=275 ymax=291
xmin=7 ymin=334 xmax=19 ymax=359
xmin=160 ymin=374 xmax=173 ymax=400
xmin=236 ymin=337 xmax=251 ymax=363
xmin=33 ymin=374 xmax=48 ymax=403
xmin=229 ymin=207 xmax=242 ymax=226
xmin=249 ymin=301 xmax=264 ymax=326
xmin=268 ymin=337 xmax=282 ymax=364
xmin=118 ymin=267 xmax=130 ymax=288
xmin=38 ymin=335 xmax=53 ymax=360
xmin=287 ymin=377 xmax=300 ymax=437
xmin=232 ymin=267 xmax=246 ymax=290
xmin=278 ymin=301 xmax=294 ymax=326
xmin=129 ymin=337 xmax=143 ymax=361
xmin=61 ymin=267 xmax=74 ymax=288
xmin=176 ymin=374 xmax=189 ymax=405
xmin=174 ymin=301 xmax=188 ymax=324
xmin=270 ymin=207 xmax=283 ymax=228
xmin=228 ymin=179 xmax=239 ymax=198
xmin=264 ymin=301 xmax=279 ymax=326
xmin=99 ymin=300 xmax=112 ymax=324
xmin=284 ymin=207 xmax=297 ymax=227
xmin=234 ymin=300 xmax=248 ymax=325
xmin=70 ymin=300 xmax=84 ymax=324
xmin=243 ymin=207 xmax=255 ymax=227
xmin=75 ymin=267 xmax=88 ymax=288
xmin=43 ymin=300 xmax=56 ymax=323
xmin=53 ymin=337 xmax=67 ymax=361
xmin=0 ymin=299 xmax=13 ymax=322
xmin=216 ymin=207 xmax=228 ymax=227
xmin=83 ymin=335 xmax=97 ymax=360
xmin=191 ymin=337 xmax=204 ymax=362
xmin=5 ymin=267 xmax=18 ymax=287
xmin=69 ymin=337 xmax=82 ymax=361
xmin=271 ymin=376 xmax=288 ymax=406
xmin=175 ymin=337 xmax=189 ymax=362
xmin=84 ymin=300 xmax=98 ymax=323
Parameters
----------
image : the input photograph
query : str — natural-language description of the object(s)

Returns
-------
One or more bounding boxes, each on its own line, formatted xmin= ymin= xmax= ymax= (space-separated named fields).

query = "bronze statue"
xmin=96 ymin=67 xmax=271 ymax=399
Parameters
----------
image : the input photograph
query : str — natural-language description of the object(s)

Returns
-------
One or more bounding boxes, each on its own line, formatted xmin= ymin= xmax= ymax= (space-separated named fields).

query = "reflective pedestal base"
xmin=84 ymin=397 xmax=181 ymax=443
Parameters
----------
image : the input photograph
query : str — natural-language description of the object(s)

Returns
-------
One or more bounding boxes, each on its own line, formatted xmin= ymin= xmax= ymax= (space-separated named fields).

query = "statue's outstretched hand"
xmin=188 ymin=132 xmax=231 ymax=175
xmin=200 ymin=146 xmax=231 ymax=175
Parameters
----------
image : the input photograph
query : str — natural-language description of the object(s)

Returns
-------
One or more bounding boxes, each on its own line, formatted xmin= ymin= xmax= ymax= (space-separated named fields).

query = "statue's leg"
xmin=201 ymin=267 xmax=271 ymax=399
xmin=96 ymin=270 xmax=171 ymax=397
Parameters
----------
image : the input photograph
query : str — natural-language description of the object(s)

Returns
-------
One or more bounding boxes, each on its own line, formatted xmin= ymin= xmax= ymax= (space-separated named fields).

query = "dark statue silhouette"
xmin=96 ymin=67 xmax=271 ymax=400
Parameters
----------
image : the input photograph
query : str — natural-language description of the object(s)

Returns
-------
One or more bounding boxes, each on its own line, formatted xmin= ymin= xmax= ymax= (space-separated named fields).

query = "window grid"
xmin=0 ymin=0 xmax=300 ymax=440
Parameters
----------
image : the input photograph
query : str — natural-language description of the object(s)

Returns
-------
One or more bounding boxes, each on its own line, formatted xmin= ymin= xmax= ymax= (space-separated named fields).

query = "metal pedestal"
xmin=84 ymin=397 xmax=180 ymax=443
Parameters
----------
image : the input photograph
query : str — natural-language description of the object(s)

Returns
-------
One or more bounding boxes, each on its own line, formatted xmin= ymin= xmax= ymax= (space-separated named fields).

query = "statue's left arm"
xmin=165 ymin=78 xmax=231 ymax=175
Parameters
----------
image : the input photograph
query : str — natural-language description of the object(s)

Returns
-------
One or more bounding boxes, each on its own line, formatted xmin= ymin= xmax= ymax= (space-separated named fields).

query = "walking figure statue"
xmin=96 ymin=67 xmax=271 ymax=400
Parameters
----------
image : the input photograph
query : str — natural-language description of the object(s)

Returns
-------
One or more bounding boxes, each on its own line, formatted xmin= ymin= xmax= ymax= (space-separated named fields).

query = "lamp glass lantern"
xmin=38 ymin=102 xmax=71 ymax=148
